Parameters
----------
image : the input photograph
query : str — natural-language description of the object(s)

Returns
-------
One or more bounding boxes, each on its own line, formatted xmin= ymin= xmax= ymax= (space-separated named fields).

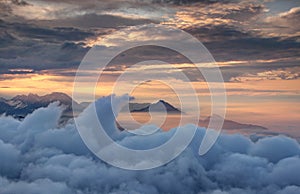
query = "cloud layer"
xmin=1 ymin=0 xmax=299 ymax=81
xmin=0 ymin=95 xmax=300 ymax=193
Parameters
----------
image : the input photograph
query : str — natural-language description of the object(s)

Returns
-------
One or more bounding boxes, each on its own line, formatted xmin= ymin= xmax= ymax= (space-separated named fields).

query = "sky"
xmin=0 ymin=0 xmax=299 ymax=135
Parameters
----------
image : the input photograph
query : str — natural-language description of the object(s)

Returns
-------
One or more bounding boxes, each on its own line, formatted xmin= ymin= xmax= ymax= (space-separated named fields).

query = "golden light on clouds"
xmin=0 ymin=73 xmax=73 ymax=97
xmin=162 ymin=3 xmax=234 ymax=29
xmin=1 ymin=64 xmax=299 ymax=99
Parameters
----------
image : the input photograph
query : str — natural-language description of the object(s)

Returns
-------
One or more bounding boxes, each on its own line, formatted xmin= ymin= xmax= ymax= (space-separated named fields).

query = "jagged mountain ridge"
xmin=0 ymin=93 xmax=181 ymax=120
xmin=0 ymin=93 xmax=268 ymax=132
xmin=0 ymin=92 xmax=83 ymax=120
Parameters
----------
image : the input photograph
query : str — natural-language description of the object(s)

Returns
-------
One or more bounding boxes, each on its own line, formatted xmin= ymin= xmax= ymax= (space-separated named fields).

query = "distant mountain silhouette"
xmin=130 ymin=100 xmax=181 ymax=113
xmin=199 ymin=114 xmax=268 ymax=131
xmin=0 ymin=92 xmax=84 ymax=122
xmin=0 ymin=93 xmax=268 ymax=132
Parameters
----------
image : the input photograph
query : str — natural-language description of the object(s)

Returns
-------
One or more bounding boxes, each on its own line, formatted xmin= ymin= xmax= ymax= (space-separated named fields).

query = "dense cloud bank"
xmin=0 ymin=95 xmax=300 ymax=194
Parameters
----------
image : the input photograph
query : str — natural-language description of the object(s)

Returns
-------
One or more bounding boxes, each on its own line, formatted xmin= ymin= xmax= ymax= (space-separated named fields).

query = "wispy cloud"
xmin=230 ymin=69 xmax=300 ymax=82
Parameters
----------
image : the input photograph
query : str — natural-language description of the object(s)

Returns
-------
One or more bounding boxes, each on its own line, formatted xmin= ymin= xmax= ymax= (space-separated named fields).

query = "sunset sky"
xmin=0 ymin=0 xmax=299 ymax=135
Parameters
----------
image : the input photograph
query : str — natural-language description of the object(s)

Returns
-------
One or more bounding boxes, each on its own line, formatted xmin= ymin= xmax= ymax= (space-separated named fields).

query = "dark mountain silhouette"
xmin=199 ymin=114 xmax=268 ymax=131
xmin=127 ymin=102 xmax=150 ymax=112
xmin=130 ymin=100 xmax=181 ymax=113
xmin=0 ymin=92 xmax=268 ymax=132
xmin=0 ymin=92 xmax=84 ymax=121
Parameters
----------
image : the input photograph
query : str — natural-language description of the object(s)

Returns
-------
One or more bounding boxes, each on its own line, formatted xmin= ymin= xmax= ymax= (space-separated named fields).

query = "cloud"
xmin=230 ymin=69 xmax=300 ymax=82
xmin=0 ymin=19 xmax=91 ymax=75
xmin=0 ymin=94 xmax=300 ymax=193
xmin=0 ymin=1 xmax=158 ymax=78
xmin=0 ymin=140 xmax=22 ymax=178
xmin=98 ymin=30 xmax=299 ymax=83
xmin=12 ymin=0 xmax=29 ymax=6
xmin=162 ymin=1 xmax=299 ymax=65
xmin=4 ymin=0 xmax=167 ymax=22
xmin=262 ymin=6 xmax=300 ymax=39
xmin=1 ymin=0 xmax=299 ymax=84
xmin=36 ymin=14 xmax=157 ymax=29
xmin=278 ymin=7 xmax=300 ymax=18
xmin=249 ymin=135 xmax=300 ymax=163
xmin=167 ymin=2 xmax=265 ymax=29
xmin=205 ymin=36 xmax=300 ymax=61
xmin=1 ymin=178 xmax=72 ymax=194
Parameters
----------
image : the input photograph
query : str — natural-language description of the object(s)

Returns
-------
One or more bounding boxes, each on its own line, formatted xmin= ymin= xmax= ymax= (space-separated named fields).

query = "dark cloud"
xmin=102 ymin=24 xmax=300 ymax=82
xmin=184 ymin=24 xmax=250 ymax=42
xmin=0 ymin=40 xmax=88 ymax=74
xmin=182 ymin=22 xmax=300 ymax=62
xmin=0 ymin=1 xmax=12 ymax=18
xmin=0 ymin=19 xmax=95 ymax=74
xmin=0 ymin=29 xmax=17 ymax=47
xmin=36 ymin=14 xmax=156 ymax=29
xmin=0 ymin=20 xmax=95 ymax=42
xmin=0 ymin=0 xmax=299 ymax=84
xmin=152 ymin=0 xmax=215 ymax=4
xmin=0 ymin=0 xmax=32 ymax=20
xmin=205 ymin=36 xmax=300 ymax=62
xmin=222 ymin=4 xmax=264 ymax=21
xmin=0 ymin=0 xmax=159 ymax=78
xmin=11 ymin=0 xmax=30 ymax=6
xmin=29 ymin=0 xmax=224 ymax=5
xmin=151 ymin=0 xmax=246 ymax=5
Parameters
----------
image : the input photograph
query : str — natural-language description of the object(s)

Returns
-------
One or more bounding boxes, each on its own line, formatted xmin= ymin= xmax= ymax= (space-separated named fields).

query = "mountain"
xmin=0 ymin=93 xmax=268 ymax=133
xmin=81 ymin=100 xmax=181 ymax=113
xmin=199 ymin=114 xmax=268 ymax=131
xmin=127 ymin=102 xmax=150 ymax=112
xmin=130 ymin=100 xmax=181 ymax=113
xmin=0 ymin=92 xmax=84 ymax=122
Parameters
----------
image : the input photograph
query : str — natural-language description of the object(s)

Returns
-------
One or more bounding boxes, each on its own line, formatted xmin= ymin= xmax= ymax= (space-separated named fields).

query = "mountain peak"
xmin=1 ymin=92 xmax=83 ymax=122
xmin=12 ymin=93 xmax=40 ymax=103
xmin=156 ymin=99 xmax=171 ymax=105
xmin=28 ymin=93 xmax=39 ymax=97
xmin=11 ymin=92 xmax=72 ymax=104
xmin=49 ymin=92 xmax=69 ymax=96
xmin=204 ymin=114 xmax=224 ymax=122
xmin=43 ymin=92 xmax=72 ymax=103
xmin=131 ymin=99 xmax=181 ymax=113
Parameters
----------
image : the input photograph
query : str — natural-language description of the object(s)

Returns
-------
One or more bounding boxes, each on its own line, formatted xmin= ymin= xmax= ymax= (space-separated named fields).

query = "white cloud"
xmin=0 ymin=140 xmax=22 ymax=178
xmin=0 ymin=95 xmax=299 ymax=193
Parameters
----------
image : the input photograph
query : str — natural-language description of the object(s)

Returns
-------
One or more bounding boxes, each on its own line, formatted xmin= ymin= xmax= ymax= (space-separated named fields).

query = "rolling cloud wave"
xmin=0 ymin=95 xmax=300 ymax=194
